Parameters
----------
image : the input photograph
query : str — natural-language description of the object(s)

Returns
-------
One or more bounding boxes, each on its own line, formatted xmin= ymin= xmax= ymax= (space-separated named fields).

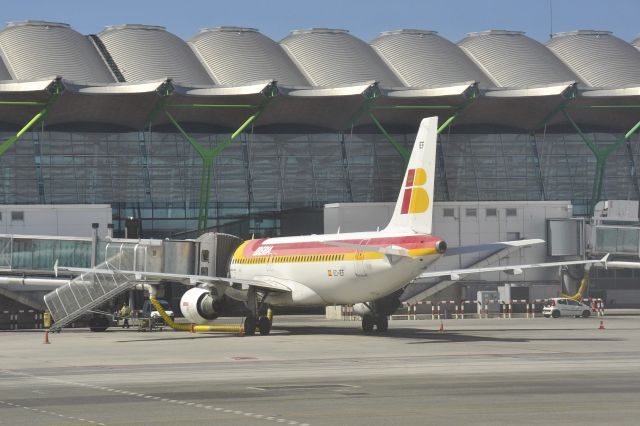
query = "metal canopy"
xmin=459 ymin=83 xmax=576 ymax=132
xmin=45 ymin=79 xmax=167 ymax=131
xmin=356 ymin=83 xmax=476 ymax=132
xmin=0 ymin=78 xmax=56 ymax=129
xmin=0 ymin=78 xmax=637 ymax=133
xmin=258 ymin=82 xmax=376 ymax=132
xmin=153 ymin=80 xmax=275 ymax=132
xmin=547 ymin=87 xmax=640 ymax=132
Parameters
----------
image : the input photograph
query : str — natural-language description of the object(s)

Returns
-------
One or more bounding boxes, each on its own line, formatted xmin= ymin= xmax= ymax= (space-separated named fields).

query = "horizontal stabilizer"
xmin=444 ymin=238 xmax=544 ymax=257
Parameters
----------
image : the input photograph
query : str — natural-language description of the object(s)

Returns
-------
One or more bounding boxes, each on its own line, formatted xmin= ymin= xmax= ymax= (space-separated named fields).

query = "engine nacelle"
xmin=353 ymin=303 xmax=372 ymax=317
xmin=180 ymin=287 xmax=221 ymax=324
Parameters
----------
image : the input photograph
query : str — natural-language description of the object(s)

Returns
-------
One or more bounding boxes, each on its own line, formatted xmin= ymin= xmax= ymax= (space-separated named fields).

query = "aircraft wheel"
xmin=375 ymin=316 xmax=389 ymax=332
xmin=582 ymin=310 xmax=591 ymax=318
xmin=362 ymin=315 xmax=374 ymax=332
xmin=89 ymin=316 xmax=109 ymax=332
xmin=258 ymin=316 xmax=272 ymax=335
xmin=244 ymin=314 xmax=256 ymax=336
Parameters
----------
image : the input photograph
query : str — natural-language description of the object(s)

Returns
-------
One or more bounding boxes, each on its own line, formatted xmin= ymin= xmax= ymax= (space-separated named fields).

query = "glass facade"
xmin=1 ymin=129 xmax=638 ymax=238
xmin=0 ymin=236 xmax=91 ymax=271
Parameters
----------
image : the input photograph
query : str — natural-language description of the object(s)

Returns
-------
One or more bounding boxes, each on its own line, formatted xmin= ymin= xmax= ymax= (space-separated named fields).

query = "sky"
xmin=2 ymin=0 xmax=639 ymax=44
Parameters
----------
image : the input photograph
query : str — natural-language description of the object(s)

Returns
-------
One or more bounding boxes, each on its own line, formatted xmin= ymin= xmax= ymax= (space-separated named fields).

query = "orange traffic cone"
xmin=439 ymin=321 xmax=445 ymax=333
xmin=44 ymin=331 xmax=50 ymax=344
xmin=598 ymin=320 xmax=605 ymax=330
xmin=239 ymin=326 xmax=245 ymax=337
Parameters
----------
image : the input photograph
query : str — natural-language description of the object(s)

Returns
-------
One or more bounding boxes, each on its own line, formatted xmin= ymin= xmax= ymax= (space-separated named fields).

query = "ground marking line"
xmin=0 ymin=399 xmax=105 ymax=425
xmin=0 ymin=369 xmax=309 ymax=425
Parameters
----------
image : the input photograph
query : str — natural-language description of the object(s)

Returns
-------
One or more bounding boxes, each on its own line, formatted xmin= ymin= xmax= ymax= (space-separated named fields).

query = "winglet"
xmin=600 ymin=253 xmax=610 ymax=269
xmin=54 ymin=259 xmax=58 ymax=277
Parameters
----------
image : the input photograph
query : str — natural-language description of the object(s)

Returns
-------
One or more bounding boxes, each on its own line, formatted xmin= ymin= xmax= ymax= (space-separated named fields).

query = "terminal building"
xmin=1 ymin=21 xmax=640 ymax=321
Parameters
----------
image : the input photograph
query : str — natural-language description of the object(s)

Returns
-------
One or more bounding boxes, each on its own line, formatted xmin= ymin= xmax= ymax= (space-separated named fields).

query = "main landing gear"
xmin=361 ymin=302 xmax=389 ymax=333
xmin=361 ymin=314 xmax=389 ymax=333
xmin=244 ymin=287 xmax=272 ymax=336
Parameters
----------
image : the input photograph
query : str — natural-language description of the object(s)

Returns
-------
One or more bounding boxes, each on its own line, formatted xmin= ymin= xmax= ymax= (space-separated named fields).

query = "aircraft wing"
xmin=418 ymin=254 xmax=609 ymax=281
xmin=54 ymin=264 xmax=291 ymax=293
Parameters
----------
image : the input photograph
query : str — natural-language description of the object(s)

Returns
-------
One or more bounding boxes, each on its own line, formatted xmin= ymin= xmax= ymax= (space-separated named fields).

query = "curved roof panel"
xmin=546 ymin=31 xmax=640 ymax=87
xmin=371 ymin=29 xmax=493 ymax=87
xmin=190 ymin=27 xmax=309 ymax=87
xmin=98 ymin=24 xmax=214 ymax=85
xmin=0 ymin=58 xmax=11 ymax=80
xmin=280 ymin=28 xmax=404 ymax=87
xmin=458 ymin=30 xmax=579 ymax=87
xmin=0 ymin=21 xmax=114 ymax=83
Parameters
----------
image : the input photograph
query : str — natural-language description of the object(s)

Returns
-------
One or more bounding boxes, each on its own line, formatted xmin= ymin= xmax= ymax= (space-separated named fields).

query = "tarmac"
xmin=1 ymin=314 xmax=640 ymax=426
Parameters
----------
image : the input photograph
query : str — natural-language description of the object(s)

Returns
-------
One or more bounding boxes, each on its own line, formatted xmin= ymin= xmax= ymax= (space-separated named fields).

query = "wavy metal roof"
xmin=190 ymin=27 xmax=309 ymax=86
xmin=458 ymin=30 xmax=579 ymax=87
xmin=0 ymin=57 xmax=11 ymax=80
xmin=371 ymin=29 xmax=492 ymax=87
xmin=98 ymin=24 xmax=214 ymax=85
xmin=281 ymin=28 xmax=404 ymax=87
xmin=0 ymin=21 xmax=114 ymax=83
xmin=546 ymin=31 xmax=640 ymax=87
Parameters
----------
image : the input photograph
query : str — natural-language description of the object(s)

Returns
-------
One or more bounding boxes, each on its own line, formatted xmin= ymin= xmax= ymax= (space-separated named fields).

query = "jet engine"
xmin=180 ymin=287 xmax=222 ymax=324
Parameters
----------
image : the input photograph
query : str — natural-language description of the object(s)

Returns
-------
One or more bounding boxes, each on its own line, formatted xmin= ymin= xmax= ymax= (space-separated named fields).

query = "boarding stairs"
xmin=44 ymin=241 xmax=159 ymax=332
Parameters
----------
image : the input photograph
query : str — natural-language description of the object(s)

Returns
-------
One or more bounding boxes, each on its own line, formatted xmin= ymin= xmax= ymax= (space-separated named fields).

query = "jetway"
xmin=43 ymin=232 xmax=241 ymax=331
xmin=1 ymin=231 xmax=242 ymax=330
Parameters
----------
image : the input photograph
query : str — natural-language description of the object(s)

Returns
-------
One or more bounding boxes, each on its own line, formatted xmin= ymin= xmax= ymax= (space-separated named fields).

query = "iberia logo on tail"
xmin=400 ymin=168 xmax=429 ymax=214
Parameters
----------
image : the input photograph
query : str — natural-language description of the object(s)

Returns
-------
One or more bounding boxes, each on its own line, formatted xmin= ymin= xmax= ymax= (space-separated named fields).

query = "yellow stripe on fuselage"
xmin=231 ymin=243 xmax=438 ymax=265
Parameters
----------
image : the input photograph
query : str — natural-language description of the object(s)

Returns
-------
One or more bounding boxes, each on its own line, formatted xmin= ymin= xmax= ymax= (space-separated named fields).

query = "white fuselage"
xmin=228 ymin=230 xmax=443 ymax=306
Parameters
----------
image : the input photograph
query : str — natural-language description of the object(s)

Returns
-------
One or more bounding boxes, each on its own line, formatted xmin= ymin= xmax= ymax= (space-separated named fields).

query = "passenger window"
xmin=558 ymin=299 xmax=566 ymax=305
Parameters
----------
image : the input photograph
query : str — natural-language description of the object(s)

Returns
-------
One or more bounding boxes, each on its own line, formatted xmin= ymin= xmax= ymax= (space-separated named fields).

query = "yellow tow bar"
xmin=148 ymin=297 xmax=243 ymax=335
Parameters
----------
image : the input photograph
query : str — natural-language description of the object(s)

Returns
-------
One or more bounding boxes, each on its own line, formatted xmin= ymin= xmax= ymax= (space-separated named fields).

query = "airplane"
xmin=54 ymin=117 xmax=608 ymax=335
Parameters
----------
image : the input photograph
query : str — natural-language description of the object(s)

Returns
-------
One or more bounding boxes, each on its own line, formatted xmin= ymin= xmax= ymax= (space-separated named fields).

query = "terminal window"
xmin=443 ymin=208 xmax=455 ymax=218
xmin=507 ymin=232 xmax=521 ymax=241
xmin=506 ymin=208 xmax=517 ymax=217
xmin=486 ymin=208 xmax=497 ymax=217
xmin=465 ymin=208 xmax=477 ymax=217
xmin=11 ymin=211 xmax=24 ymax=222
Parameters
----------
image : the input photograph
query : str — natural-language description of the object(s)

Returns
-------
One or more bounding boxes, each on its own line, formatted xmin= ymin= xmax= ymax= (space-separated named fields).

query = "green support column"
xmin=368 ymin=94 xmax=477 ymax=170
xmin=563 ymin=109 xmax=640 ymax=213
xmin=165 ymin=93 xmax=275 ymax=233
xmin=367 ymin=111 xmax=410 ymax=166
xmin=0 ymin=87 xmax=61 ymax=158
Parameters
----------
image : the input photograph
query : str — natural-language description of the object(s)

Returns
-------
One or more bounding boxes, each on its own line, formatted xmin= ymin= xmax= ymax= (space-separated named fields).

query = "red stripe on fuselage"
xmin=242 ymin=235 xmax=442 ymax=257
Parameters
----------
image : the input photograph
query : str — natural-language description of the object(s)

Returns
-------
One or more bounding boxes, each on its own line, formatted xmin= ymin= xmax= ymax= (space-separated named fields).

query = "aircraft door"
xmin=354 ymin=239 xmax=369 ymax=277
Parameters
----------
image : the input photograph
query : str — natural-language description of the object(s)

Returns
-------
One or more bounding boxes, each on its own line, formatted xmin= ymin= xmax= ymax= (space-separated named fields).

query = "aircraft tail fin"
xmin=384 ymin=116 xmax=438 ymax=234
